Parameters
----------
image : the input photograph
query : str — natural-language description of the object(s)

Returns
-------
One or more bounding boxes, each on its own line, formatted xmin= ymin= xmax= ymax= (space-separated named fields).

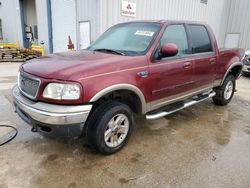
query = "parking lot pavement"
xmin=1 ymin=63 xmax=250 ymax=188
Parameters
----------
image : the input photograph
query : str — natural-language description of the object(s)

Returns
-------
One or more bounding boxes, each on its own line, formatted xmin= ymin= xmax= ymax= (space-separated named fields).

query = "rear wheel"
xmin=213 ymin=74 xmax=235 ymax=105
xmin=86 ymin=101 xmax=134 ymax=155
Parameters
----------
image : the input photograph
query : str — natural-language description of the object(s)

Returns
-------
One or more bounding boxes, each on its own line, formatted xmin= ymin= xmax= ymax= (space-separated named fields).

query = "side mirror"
xmin=160 ymin=43 xmax=178 ymax=58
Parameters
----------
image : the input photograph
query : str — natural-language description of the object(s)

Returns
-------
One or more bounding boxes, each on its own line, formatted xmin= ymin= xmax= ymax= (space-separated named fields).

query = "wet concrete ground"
xmin=1 ymin=63 xmax=250 ymax=188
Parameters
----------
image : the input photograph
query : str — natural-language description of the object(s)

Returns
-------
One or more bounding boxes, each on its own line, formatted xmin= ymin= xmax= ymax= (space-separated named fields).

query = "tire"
xmin=86 ymin=101 xmax=134 ymax=155
xmin=213 ymin=74 xmax=236 ymax=106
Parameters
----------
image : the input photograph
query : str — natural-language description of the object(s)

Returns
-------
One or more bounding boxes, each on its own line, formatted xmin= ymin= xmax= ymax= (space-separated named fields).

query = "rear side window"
xmin=188 ymin=25 xmax=213 ymax=53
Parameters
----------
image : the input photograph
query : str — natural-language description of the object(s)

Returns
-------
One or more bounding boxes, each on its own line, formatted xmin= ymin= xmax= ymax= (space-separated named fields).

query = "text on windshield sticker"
xmin=135 ymin=30 xmax=154 ymax=37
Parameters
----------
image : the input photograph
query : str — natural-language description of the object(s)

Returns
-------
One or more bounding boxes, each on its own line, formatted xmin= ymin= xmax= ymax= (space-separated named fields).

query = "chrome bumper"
xmin=12 ymin=85 xmax=92 ymax=126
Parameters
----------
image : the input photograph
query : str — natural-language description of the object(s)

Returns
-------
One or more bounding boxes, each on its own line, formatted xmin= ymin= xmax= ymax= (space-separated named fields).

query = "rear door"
xmin=187 ymin=24 xmax=218 ymax=88
xmin=149 ymin=24 xmax=195 ymax=107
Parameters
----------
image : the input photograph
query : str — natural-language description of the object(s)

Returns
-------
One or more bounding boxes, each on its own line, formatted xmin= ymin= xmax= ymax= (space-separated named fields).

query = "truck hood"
xmin=21 ymin=50 xmax=145 ymax=81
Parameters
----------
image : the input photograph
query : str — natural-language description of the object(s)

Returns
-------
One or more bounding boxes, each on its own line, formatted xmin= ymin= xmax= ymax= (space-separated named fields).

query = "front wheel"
xmin=86 ymin=101 xmax=134 ymax=155
xmin=213 ymin=74 xmax=236 ymax=106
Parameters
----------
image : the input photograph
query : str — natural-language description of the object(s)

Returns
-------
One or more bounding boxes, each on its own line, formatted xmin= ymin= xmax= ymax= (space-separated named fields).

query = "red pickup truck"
xmin=13 ymin=20 xmax=244 ymax=154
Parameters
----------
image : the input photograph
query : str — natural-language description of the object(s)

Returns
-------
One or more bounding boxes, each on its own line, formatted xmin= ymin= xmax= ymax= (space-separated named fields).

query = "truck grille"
xmin=18 ymin=72 xmax=41 ymax=99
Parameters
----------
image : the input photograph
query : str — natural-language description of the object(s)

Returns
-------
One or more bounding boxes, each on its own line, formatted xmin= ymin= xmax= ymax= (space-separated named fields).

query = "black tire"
xmin=86 ymin=101 xmax=134 ymax=155
xmin=213 ymin=74 xmax=236 ymax=106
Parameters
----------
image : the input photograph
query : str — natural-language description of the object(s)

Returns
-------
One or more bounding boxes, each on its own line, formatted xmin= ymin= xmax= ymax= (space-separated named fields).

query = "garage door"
xmin=51 ymin=0 xmax=76 ymax=53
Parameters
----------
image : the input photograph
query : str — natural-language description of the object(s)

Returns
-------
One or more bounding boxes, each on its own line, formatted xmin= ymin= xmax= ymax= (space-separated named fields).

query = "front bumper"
xmin=12 ymin=85 xmax=92 ymax=137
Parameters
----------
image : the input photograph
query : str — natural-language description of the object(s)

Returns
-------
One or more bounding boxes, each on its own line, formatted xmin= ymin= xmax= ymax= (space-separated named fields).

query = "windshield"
xmin=88 ymin=22 xmax=162 ymax=56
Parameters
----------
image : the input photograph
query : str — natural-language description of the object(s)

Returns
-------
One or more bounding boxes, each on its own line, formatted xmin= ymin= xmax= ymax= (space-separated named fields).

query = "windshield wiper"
xmin=93 ymin=48 xmax=126 ymax=56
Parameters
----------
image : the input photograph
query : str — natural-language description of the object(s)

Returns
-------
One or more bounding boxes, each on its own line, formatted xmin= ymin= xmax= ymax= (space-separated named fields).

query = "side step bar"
xmin=146 ymin=91 xmax=216 ymax=120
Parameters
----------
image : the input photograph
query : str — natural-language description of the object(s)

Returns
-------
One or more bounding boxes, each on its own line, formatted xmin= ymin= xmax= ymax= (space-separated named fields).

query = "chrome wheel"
xmin=104 ymin=114 xmax=129 ymax=148
xmin=224 ymin=81 xmax=233 ymax=100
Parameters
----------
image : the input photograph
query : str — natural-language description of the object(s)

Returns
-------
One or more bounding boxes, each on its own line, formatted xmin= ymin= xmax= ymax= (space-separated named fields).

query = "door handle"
xmin=209 ymin=58 xmax=216 ymax=65
xmin=183 ymin=62 xmax=191 ymax=69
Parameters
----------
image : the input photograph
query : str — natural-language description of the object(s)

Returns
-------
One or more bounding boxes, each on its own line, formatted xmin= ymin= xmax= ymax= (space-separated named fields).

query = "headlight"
xmin=43 ymin=83 xmax=81 ymax=100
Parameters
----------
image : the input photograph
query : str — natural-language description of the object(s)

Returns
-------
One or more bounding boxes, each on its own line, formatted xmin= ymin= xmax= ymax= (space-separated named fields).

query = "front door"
xmin=149 ymin=24 xmax=195 ymax=109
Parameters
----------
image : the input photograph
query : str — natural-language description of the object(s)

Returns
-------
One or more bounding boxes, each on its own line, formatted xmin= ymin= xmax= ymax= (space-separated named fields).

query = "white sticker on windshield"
xmin=135 ymin=30 xmax=154 ymax=37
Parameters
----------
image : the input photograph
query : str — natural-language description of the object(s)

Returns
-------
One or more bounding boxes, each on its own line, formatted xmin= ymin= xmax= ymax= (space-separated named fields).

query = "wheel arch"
xmin=220 ymin=62 xmax=243 ymax=85
xmin=90 ymin=84 xmax=148 ymax=114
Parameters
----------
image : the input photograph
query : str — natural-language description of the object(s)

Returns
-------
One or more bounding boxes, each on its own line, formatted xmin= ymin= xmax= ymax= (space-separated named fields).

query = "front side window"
xmin=88 ymin=22 xmax=161 ymax=56
xmin=188 ymin=25 xmax=213 ymax=53
xmin=160 ymin=24 xmax=189 ymax=56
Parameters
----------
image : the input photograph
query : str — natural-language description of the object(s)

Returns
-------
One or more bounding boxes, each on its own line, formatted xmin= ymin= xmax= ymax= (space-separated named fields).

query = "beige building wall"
xmin=0 ymin=0 xmax=24 ymax=46
xmin=225 ymin=0 xmax=250 ymax=50
xmin=99 ymin=0 xmax=229 ymax=48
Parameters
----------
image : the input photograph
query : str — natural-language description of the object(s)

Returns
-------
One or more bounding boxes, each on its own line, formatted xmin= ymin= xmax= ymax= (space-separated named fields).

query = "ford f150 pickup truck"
xmin=13 ymin=20 xmax=244 ymax=154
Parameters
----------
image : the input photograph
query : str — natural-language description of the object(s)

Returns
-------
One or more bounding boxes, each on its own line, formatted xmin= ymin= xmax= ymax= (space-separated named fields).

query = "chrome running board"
xmin=146 ymin=91 xmax=216 ymax=120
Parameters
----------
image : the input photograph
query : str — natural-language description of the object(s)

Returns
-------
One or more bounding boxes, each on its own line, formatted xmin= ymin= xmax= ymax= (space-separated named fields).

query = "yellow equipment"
xmin=0 ymin=41 xmax=45 ymax=56
xmin=0 ymin=42 xmax=19 ymax=48
xmin=31 ymin=42 xmax=45 ymax=56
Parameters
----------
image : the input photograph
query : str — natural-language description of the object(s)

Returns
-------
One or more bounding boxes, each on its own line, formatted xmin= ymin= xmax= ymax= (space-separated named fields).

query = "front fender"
xmin=89 ymin=83 xmax=148 ymax=114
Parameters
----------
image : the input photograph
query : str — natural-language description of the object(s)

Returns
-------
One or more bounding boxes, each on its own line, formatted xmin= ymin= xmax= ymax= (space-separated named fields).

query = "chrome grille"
xmin=18 ymin=72 xmax=41 ymax=99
